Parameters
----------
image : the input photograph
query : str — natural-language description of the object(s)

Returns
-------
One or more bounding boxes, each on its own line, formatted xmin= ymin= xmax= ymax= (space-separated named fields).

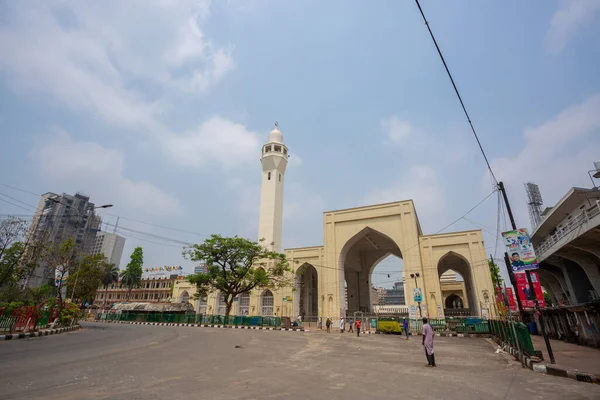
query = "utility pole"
xmin=497 ymin=181 xmax=555 ymax=364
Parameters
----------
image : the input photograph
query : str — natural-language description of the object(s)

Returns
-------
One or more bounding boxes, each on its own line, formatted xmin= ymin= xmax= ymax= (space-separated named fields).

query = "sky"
xmin=0 ymin=0 xmax=599 ymax=288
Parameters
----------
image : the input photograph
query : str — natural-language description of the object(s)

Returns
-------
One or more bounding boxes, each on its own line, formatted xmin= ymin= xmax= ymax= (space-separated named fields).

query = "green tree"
xmin=543 ymin=291 xmax=553 ymax=307
xmin=66 ymin=253 xmax=108 ymax=304
xmin=184 ymin=235 xmax=292 ymax=317
xmin=0 ymin=218 xmax=27 ymax=290
xmin=121 ymin=247 xmax=143 ymax=300
xmin=488 ymin=259 xmax=503 ymax=288
xmin=101 ymin=263 xmax=120 ymax=309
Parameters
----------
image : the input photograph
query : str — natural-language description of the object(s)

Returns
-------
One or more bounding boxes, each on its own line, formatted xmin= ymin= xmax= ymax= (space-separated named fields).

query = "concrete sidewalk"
xmin=532 ymin=335 xmax=600 ymax=375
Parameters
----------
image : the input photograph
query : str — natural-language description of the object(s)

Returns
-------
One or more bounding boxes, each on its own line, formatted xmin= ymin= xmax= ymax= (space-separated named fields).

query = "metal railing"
xmin=489 ymin=319 xmax=535 ymax=356
xmin=536 ymin=203 xmax=600 ymax=257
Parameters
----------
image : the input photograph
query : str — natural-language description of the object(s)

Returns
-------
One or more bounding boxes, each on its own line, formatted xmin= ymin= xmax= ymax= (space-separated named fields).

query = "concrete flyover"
xmin=1 ymin=322 xmax=598 ymax=399
xmin=532 ymin=187 xmax=600 ymax=305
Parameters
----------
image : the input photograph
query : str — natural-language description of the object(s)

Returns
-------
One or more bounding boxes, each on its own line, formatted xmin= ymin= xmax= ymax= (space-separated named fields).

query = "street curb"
xmin=0 ymin=325 xmax=80 ymax=341
xmin=491 ymin=336 xmax=599 ymax=385
xmin=92 ymin=320 xmax=305 ymax=332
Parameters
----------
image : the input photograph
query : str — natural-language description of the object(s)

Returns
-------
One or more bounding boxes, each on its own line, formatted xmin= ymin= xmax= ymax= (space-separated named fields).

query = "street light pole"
xmin=410 ymin=273 xmax=422 ymax=318
xmin=497 ymin=181 xmax=555 ymax=364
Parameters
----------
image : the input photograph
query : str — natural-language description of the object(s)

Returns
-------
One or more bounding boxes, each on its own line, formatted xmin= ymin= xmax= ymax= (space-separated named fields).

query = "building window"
xmin=274 ymin=145 xmax=281 ymax=152
xmin=268 ymin=172 xmax=271 ymax=180
xmin=239 ymin=293 xmax=250 ymax=315
xmin=264 ymin=145 xmax=271 ymax=153
xmin=283 ymin=148 xmax=287 ymax=155
xmin=279 ymin=174 xmax=281 ymax=182
xmin=261 ymin=290 xmax=274 ymax=316
xmin=217 ymin=293 xmax=227 ymax=315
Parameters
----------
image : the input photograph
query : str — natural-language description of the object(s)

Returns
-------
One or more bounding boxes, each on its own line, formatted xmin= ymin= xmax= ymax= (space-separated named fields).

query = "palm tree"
xmin=120 ymin=269 xmax=142 ymax=301
xmin=101 ymin=264 xmax=119 ymax=310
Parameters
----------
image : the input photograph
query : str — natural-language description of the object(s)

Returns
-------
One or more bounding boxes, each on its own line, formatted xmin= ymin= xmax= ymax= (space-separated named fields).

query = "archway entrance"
xmin=438 ymin=252 xmax=479 ymax=316
xmin=445 ymin=293 xmax=464 ymax=309
xmin=339 ymin=227 xmax=402 ymax=314
xmin=371 ymin=254 xmax=404 ymax=309
xmin=295 ymin=263 xmax=318 ymax=321
xmin=178 ymin=290 xmax=190 ymax=304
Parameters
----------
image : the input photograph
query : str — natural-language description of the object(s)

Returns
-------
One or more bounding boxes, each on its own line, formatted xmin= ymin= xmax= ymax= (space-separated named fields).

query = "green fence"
xmin=98 ymin=313 xmax=282 ymax=328
xmin=489 ymin=319 xmax=535 ymax=356
xmin=1 ymin=309 xmax=53 ymax=333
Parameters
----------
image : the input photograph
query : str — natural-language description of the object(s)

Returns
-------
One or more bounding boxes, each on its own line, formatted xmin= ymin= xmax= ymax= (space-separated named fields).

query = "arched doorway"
xmin=295 ymin=263 xmax=318 ymax=321
xmin=445 ymin=293 xmax=464 ymax=309
xmin=339 ymin=227 xmax=403 ymax=314
xmin=238 ymin=292 xmax=250 ymax=315
xmin=438 ymin=252 xmax=479 ymax=316
xmin=371 ymin=254 xmax=404 ymax=308
xmin=261 ymin=290 xmax=274 ymax=316
xmin=178 ymin=290 xmax=190 ymax=304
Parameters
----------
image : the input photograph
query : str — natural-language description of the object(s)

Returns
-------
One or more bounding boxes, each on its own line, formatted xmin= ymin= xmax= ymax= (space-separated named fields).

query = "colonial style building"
xmin=95 ymin=276 xmax=178 ymax=307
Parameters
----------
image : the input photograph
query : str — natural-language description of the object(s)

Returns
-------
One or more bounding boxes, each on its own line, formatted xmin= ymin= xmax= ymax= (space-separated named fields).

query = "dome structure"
xmin=268 ymin=125 xmax=284 ymax=144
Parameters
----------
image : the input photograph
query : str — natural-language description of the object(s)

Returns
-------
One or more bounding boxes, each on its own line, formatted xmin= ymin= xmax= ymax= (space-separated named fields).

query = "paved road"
xmin=1 ymin=323 xmax=598 ymax=400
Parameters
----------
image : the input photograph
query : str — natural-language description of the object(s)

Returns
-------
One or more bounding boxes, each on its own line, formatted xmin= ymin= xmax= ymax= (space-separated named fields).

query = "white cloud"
xmin=0 ymin=0 xmax=234 ymax=130
xmin=381 ymin=116 xmax=414 ymax=144
xmin=364 ymin=165 xmax=445 ymax=232
xmin=547 ymin=0 xmax=600 ymax=53
xmin=163 ymin=117 xmax=261 ymax=169
xmin=489 ymin=94 xmax=600 ymax=229
xmin=29 ymin=129 xmax=184 ymax=217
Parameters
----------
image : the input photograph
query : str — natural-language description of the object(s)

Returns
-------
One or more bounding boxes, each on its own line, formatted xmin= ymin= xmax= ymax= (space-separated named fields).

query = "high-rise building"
xmin=24 ymin=192 xmax=102 ymax=288
xmin=194 ymin=263 xmax=208 ymax=274
xmin=384 ymin=281 xmax=406 ymax=305
xmin=90 ymin=231 xmax=125 ymax=268
xmin=257 ymin=123 xmax=289 ymax=253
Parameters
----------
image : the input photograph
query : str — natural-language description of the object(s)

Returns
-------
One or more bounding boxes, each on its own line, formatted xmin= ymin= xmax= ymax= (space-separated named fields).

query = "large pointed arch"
xmin=437 ymin=251 xmax=479 ymax=316
xmin=338 ymin=227 xmax=403 ymax=314
xmin=294 ymin=263 xmax=318 ymax=321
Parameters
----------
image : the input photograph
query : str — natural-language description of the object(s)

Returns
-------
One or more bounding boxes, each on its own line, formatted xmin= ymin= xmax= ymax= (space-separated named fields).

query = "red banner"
xmin=515 ymin=271 xmax=545 ymax=308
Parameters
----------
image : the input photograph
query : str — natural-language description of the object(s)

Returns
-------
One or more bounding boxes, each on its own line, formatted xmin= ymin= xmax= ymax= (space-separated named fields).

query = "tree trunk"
xmin=225 ymin=299 xmax=234 ymax=318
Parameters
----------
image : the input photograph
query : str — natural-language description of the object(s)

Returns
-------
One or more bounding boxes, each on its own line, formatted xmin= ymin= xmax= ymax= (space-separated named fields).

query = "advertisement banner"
xmin=413 ymin=288 xmax=422 ymax=302
xmin=495 ymin=287 xmax=516 ymax=314
xmin=501 ymin=229 xmax=539 ymax=272
xmin=515 ymin=271 xmax=545 ymax=308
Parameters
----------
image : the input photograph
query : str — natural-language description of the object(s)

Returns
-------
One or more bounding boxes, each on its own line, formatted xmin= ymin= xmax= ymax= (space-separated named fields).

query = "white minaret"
xmin=258 ymin=122 xmax=289 ymax=253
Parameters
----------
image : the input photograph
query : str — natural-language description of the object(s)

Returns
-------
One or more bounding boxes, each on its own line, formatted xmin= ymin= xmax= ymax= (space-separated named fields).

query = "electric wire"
xmin=414 ymin=0 xmax=498 ymax=184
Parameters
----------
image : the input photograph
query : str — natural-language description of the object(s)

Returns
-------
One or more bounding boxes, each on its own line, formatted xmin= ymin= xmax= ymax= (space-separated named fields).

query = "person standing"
xmin=422 ymin=317 xmax=436 ymax=367
xmin=356 ymin=318 xmax=361 ymax=337
xmin=348 ymin=318 xmax=354 ymax=333
xmin=403 ymin=318 xmax=410 ymax=340
xmin=340 ymin=317 xmax=345 ymax=333
xmin=326 ymin=317 xmax=331 ymax=333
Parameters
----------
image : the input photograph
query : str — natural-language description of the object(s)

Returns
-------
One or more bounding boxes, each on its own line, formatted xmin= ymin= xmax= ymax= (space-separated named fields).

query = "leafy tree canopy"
xmin=183 ymin=235 xmax=292 ymax=317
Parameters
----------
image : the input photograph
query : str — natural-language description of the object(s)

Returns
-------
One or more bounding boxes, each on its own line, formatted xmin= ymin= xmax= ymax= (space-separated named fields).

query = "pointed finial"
xmin=274 ymin=121 xmax=279 ymax=129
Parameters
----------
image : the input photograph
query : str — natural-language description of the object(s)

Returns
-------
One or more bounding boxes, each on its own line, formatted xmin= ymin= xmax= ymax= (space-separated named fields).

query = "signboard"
xmin=413 ymin=288 xmax=422 ymax=302
xmin=515 ymin=271 xmax=545 ymax=308
xmin=501 ymin=229 xmax=539 ymax=272
xmin=409 ymin=305 xmax=416 ymax=319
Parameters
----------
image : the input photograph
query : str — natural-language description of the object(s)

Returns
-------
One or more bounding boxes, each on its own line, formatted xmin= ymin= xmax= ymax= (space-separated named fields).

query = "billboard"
xmin=501 ymin=228 xmax=539 ymax=272
xmin=413 ymin=288 xmax=422 ymax=302
xmin=515 ymin=271 xmax=545 ymax=308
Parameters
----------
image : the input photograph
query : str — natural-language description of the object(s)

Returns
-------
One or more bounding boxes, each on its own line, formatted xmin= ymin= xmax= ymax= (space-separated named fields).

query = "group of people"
xmin=319 ymin=317 xmax=362 ymax=336
xmin=318 ymin=316 xmax=436 ymax=368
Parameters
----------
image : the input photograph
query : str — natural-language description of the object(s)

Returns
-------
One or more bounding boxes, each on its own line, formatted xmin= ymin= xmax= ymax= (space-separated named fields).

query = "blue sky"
xmin=0 ymin=0 xmax=599 ymax=288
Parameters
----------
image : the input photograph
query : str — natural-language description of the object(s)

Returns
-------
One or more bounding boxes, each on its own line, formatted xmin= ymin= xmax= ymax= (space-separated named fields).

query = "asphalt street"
xmin=1 ymin=322 xmax=598 ymax=400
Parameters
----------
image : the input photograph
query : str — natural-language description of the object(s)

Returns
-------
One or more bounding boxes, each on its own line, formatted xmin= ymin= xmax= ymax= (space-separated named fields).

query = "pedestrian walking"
xmin=348 ymin=318 xmax=354 ymax=333
xmin=340 ymin=317 xmax=345 ymax=333
xmin=355 ymin=318 xmax=361 ymax=337
xmin=403 ymin=318 xmax=410 ymax=340
xmin=422 ymin=317 xmax=436 ymax=367
xmin=326 ymin=317 xmax=331 ymax=333
xmin=318 ymin=316 xmax=323 ymax=330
